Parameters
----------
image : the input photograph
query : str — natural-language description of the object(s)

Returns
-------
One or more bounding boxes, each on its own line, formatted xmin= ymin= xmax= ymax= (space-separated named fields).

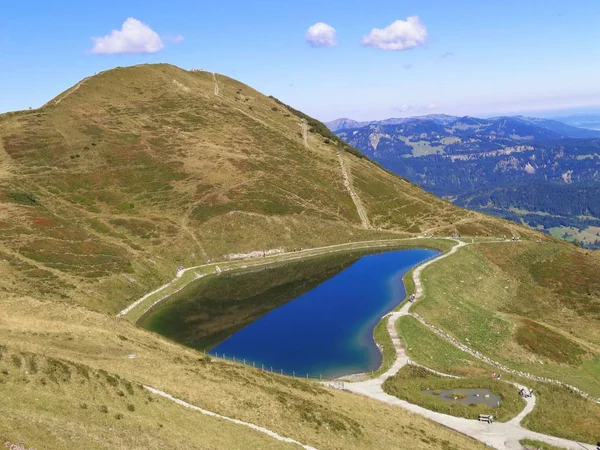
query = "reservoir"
xmin=140 ymin=247 xmax=439 ymax=378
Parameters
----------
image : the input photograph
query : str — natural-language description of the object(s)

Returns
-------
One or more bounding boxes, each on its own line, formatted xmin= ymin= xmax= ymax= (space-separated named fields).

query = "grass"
xmin=372 ymin=318 xmax=395 ymax=377
xmin=515 ymin=319 xmax=586 ymax=365
xmin=397 ymin=315 xmax=492 ymax=377
xmin=0 ymin=348 xmax=299 ymax=450
xmin=412 ymin=242 xmax=600 ymax=396
xmin=522 ymin=382 xmax=600 ymax=445
xmin=382 ymin=365 xmax=525 ymax=422
xmin=519 ymin=439 xmax=567 ymax=450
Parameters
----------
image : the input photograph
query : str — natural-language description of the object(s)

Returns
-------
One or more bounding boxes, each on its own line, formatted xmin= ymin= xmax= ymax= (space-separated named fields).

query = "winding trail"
xmin=336 ymin=150 xmax=371 ymax=229
xmin=328 ymin=240 xmax=595 ymax=450
xmin=144 ymin=386 xmax=317 ymax=450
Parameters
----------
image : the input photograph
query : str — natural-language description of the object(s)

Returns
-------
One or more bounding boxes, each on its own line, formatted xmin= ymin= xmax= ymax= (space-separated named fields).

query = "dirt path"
xmin=329 ymin=240 xmax=595 ymax=450
xmin=336 ymin=150 xmax=370 ymax=229
xmin=44 ymin=78 xmax=88 ymax=107
xmin=212 ymin=72 xmax=220 ymax=96
xmin=144 ymin=386 xmax=317 ymax=450
xmin=300 ymin=119 xmax=309 ymax=147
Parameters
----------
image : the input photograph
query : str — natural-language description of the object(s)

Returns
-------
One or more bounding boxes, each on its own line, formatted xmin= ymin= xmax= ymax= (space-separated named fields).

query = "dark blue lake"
xmin=210 ymin=248 xmax=438 ymax=378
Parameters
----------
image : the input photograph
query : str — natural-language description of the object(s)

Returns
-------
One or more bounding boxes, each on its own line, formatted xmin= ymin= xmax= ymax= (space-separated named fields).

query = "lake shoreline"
xmin=142 ymin=247 xmax=440 ymax=379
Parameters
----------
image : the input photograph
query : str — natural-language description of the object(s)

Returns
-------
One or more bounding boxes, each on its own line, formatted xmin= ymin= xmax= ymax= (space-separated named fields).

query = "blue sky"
xmin=2 ymin=0 xmax=600 ymax=121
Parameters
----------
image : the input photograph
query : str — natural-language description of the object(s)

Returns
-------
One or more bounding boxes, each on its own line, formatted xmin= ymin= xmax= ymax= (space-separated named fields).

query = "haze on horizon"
xmin=1 ymin=0 xmax=599 ymax=122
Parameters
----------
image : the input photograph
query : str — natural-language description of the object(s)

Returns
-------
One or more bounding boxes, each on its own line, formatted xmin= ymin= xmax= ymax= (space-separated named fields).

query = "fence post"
xmin=293 ymin=371 xmax=295 ymax=378
xmin=253 ymin=361 xmax=255 ymax=368
xmin=261 ymin=364 xmax=264 ymax=371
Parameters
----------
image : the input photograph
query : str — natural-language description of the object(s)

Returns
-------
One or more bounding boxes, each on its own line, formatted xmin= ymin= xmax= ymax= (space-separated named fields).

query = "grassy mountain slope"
xmin=0 ymin=63 xmax=526 ymax=315
xmin=0 ymin=63 xmax=531 ymax=448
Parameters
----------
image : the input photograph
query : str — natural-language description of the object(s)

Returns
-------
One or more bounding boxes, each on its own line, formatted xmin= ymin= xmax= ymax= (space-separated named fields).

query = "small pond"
xmin=422 ymin=388 xmax=502 ymax=408
xmin=140 ymin=248 xmax=439 ymax=379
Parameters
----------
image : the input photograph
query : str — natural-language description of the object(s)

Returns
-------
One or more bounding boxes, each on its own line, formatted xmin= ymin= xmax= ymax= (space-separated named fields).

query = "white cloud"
xmin=91 ymin=18 xmax=164 ymax=54
xmin=305 ymin=22 xmax=337 ymax=48
xmin=426 ymin=103 xmax=438 ymax=110
xmin=362 ymin=16 xmax=427 ymax=51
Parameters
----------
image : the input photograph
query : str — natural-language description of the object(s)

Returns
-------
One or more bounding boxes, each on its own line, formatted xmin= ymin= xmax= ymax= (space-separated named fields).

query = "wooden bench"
xmin=478 ymin=414 xmax=494 ymax=424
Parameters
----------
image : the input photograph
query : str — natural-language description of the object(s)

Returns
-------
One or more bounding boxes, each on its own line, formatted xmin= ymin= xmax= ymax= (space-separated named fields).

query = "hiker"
xmin=491 ymin=371 xmax=497 ymax=379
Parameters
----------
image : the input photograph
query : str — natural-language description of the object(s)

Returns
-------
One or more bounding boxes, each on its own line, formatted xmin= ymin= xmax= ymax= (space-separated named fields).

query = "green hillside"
xmin=0 ymin=63 xmax=572 ymax=449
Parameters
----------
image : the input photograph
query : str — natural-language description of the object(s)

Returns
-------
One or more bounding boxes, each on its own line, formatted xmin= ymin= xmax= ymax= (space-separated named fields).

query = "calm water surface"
xmin=211 ymin=248 xmax=438 ymax=378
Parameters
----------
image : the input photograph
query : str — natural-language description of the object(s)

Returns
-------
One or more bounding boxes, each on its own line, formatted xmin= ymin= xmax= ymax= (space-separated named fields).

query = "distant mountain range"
xmin=326 ymin=114 xmax=600 ymax=138
xmin=328 ymin=114 xmax=600 ymax=248
xmin=552 ymin=113 xmax=600 ymax=131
